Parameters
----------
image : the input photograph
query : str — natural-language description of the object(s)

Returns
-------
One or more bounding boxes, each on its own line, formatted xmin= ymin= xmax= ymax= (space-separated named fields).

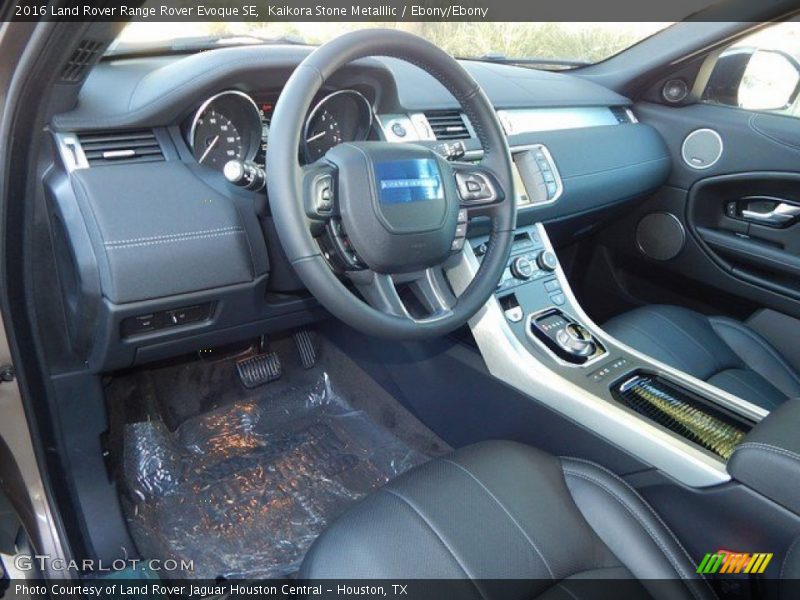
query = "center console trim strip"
xmin=446 ymin=223 xmax=768 ymax=488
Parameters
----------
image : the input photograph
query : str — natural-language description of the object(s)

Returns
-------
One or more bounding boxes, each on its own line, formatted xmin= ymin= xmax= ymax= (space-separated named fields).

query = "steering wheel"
xmin=266 ymin=29 xmax=516 ymax=339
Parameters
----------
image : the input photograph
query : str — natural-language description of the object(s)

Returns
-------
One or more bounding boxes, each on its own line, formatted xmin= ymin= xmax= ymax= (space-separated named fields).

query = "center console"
xmin=446 ymin=146 xmax=769 ymax=489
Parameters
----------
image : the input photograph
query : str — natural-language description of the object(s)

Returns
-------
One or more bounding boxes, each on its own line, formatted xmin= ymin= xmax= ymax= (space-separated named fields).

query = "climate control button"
xmin=510 ymin=256 xmax=534 ymax=280
xmin=536 ymin=250 xmax=558 ymax=272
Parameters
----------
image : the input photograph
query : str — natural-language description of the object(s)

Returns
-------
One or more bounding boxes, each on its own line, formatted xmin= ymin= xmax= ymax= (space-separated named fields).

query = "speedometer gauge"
xmin=302 ymin=90 xmax=373 ymax=163
xmin=188 ymin=91 xmax=262 ymax=171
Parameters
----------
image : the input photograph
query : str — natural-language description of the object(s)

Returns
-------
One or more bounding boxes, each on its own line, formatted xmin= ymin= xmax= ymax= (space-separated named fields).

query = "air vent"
xmin=61 ymin=40 xmax=104 ymax=83
xmin=424 ymin=110 xmax=471 ymax=140
xmin=78 ymin=131 xmax=164 ymax=166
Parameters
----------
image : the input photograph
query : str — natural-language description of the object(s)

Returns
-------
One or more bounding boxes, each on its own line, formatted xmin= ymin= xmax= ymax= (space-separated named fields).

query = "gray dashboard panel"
xmin=52 ymin=45 xmax=629 ymax=131
xmin=511 ymin=123 xmax=671 ymax=222
xmin=378 ymin=57 xmax=630 ymax=110
xmin=51 ymin=46 xmax=395 ymax=131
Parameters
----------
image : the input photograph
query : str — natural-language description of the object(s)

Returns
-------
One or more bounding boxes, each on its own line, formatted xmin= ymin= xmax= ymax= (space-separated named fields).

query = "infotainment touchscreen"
xmin=374 ymin=159 xmax=444 ymax=205
xmin=511 ymin=160 xmax=531 ymax=206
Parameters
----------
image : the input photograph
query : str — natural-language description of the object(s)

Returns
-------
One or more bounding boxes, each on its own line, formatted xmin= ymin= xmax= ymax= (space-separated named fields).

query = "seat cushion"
xmin=300 ymin=441 xmax=715 ymax=600
xmin=604 ymin=305 xmax=800 ymax=410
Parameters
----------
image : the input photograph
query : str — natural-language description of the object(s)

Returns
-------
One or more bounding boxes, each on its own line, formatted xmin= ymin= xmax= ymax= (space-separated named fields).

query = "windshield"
xmin=110 ymin=22 xmax=674 ymax=67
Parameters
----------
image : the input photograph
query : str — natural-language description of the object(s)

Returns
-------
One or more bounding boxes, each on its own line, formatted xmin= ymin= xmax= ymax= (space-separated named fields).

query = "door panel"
xmin=584 ymin=101 xmax=800 ymax=322
xmin=689 ymin=172 xmax=800 ymax=301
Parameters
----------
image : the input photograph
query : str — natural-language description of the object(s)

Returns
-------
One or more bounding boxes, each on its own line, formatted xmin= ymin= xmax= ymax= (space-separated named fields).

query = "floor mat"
xmin=122 ymin=370 xmax=427 ymax=579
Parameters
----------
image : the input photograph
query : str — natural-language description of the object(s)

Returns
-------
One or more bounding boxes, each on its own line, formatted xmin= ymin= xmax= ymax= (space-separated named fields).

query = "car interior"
xmin=4 ymin=9 xmax=800 ymax=598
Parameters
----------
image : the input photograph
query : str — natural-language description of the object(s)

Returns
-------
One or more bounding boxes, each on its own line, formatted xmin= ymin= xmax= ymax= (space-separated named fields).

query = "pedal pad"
xmin=294 ymin=329 xmax=317 ymax=369
xmin=236 ymin=352 xmax=282 ymax=389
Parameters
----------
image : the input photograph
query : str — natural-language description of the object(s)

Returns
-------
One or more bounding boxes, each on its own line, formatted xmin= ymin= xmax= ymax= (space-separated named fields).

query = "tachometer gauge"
xmin=188 ymin=91 xmax=262 ymax=171
xmin=304 ymin=109 xmax=343 ymax=161
xmin=302 ymin=90 xmax=373 ymax=163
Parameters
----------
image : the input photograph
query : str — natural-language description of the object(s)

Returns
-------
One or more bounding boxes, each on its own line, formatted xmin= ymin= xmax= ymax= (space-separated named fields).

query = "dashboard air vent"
xmin=424 ymin=110 xmax=471 ymax=140
xmin=78 ymin=130 xmax=164 ymax=166
xmin=61 ymin=40 xmax=104 ymax=83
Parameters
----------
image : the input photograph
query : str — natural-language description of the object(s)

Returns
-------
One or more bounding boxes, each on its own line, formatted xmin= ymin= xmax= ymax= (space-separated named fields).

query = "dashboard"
xmin=45 ymin=44 xmax=671 ymax=372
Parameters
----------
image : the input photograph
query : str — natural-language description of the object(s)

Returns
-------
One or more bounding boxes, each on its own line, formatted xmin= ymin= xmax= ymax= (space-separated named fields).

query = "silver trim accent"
xmin=535 ymin=222 xmax=767 ymax=425
xmin=303 ymin=89 xmax=374 ymax=160
xmin=496 ymin=107 xmax=622 ymax=135
xmin=187 ymin=90 xmax=263 ymax=163
xmin=409 ymin=113 xmax=436 ymax=141
xmin=445 ymin=241 xmax=731 ymax=489
xmin=54 ymin=132 xmax=88 ymax=172
xmin=376 ymin=114 xmax=421 ymax=142
xmin=102 ymin=149 xmax=135 ymax=160
xmin=681 ymin=128 xmax=723 ymax=170
xmin=512 ymin=143 xmax=564 ymax=207
xmin=741 ymin=199 xmax=800 ymax=226
xmin=446 ymin=223 xmax=769 ymax=488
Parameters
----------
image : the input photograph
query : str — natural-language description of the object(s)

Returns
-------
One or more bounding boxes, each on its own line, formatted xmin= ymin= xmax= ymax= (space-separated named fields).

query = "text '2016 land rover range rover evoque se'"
xmin=3 ymin=3 xmax=800 ymax=599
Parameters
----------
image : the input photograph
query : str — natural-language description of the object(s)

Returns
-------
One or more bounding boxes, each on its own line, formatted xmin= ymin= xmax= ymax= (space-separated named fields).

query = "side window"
xmin=703 ymin=21 xmax=800 ymax=116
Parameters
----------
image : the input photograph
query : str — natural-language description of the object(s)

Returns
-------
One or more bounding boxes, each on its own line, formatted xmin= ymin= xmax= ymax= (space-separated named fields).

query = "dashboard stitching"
xmin=104 ymin=226 xmax=243 ymax=245
xmin=105 ymin=230 xmax=244 ymax=249
xmin=560 ymin=157 xmax=670 ymax=180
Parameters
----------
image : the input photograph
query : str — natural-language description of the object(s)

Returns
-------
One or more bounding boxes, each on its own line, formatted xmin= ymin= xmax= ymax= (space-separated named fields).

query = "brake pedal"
xmin=294 ymin=329 xmax=317 ymax=369
xmin=236 ymin=352 xmax=282 ymax=388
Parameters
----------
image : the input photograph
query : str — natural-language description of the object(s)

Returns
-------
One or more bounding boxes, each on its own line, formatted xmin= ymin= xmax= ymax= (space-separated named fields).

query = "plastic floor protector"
xmin=123 ymin=372 xmax=427 ymax=579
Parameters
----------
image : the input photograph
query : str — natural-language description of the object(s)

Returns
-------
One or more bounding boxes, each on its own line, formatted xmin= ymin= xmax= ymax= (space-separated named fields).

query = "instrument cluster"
xmin=186 ymin=88 xmax=374 ymax=173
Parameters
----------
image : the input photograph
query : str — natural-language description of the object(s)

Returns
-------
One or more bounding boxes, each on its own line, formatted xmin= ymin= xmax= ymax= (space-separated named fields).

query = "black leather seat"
xmin=604 ymin=305 xmax=800 ymax=411
xmin=301 ymin=441 xmax=716 ymax=599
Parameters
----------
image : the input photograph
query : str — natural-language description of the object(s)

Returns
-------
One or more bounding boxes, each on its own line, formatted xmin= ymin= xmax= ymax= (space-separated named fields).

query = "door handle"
xmin=740 ymin=196 xmax=800 ymax=227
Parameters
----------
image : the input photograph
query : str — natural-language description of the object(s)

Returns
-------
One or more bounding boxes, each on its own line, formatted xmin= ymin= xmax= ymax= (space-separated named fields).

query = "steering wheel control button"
xmin=325 ymin=218 xmax=364 ymax=270
xmin=451 ymin=237 xmax=466 ymax=251
xmin=536 ymin=250 xmax=558 ymax=272
xmin=510 ymin=256 xmax=534 ymax=280
xmin=455 ymin=171 xmax=497 ymax=204
xmin=312 ymin=174 xmax=335 ymax=215
xmin=550 ymin=293 xmax=566 ymax=306
xmin=457 ymin=208 xmax=468 ymax=223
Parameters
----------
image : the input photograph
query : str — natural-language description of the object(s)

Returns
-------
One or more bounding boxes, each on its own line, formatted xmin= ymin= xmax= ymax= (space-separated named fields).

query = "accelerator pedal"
xmin=236 ymin=352 xmax=282 ymax=389
xmin=294 ymin=329 xmax=317 ymax=369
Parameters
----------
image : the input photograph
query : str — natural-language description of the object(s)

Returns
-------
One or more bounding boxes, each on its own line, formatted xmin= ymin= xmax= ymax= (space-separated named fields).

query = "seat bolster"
xmin=560 ymin=457 xmax=717 ymax=600
xmin=707 ymin=368 xmax=786 ymax=410
xmin=709 ymin=316 xmax=800 ymax=401
xmin=604 ymin=305 xmax=741 ymax=381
